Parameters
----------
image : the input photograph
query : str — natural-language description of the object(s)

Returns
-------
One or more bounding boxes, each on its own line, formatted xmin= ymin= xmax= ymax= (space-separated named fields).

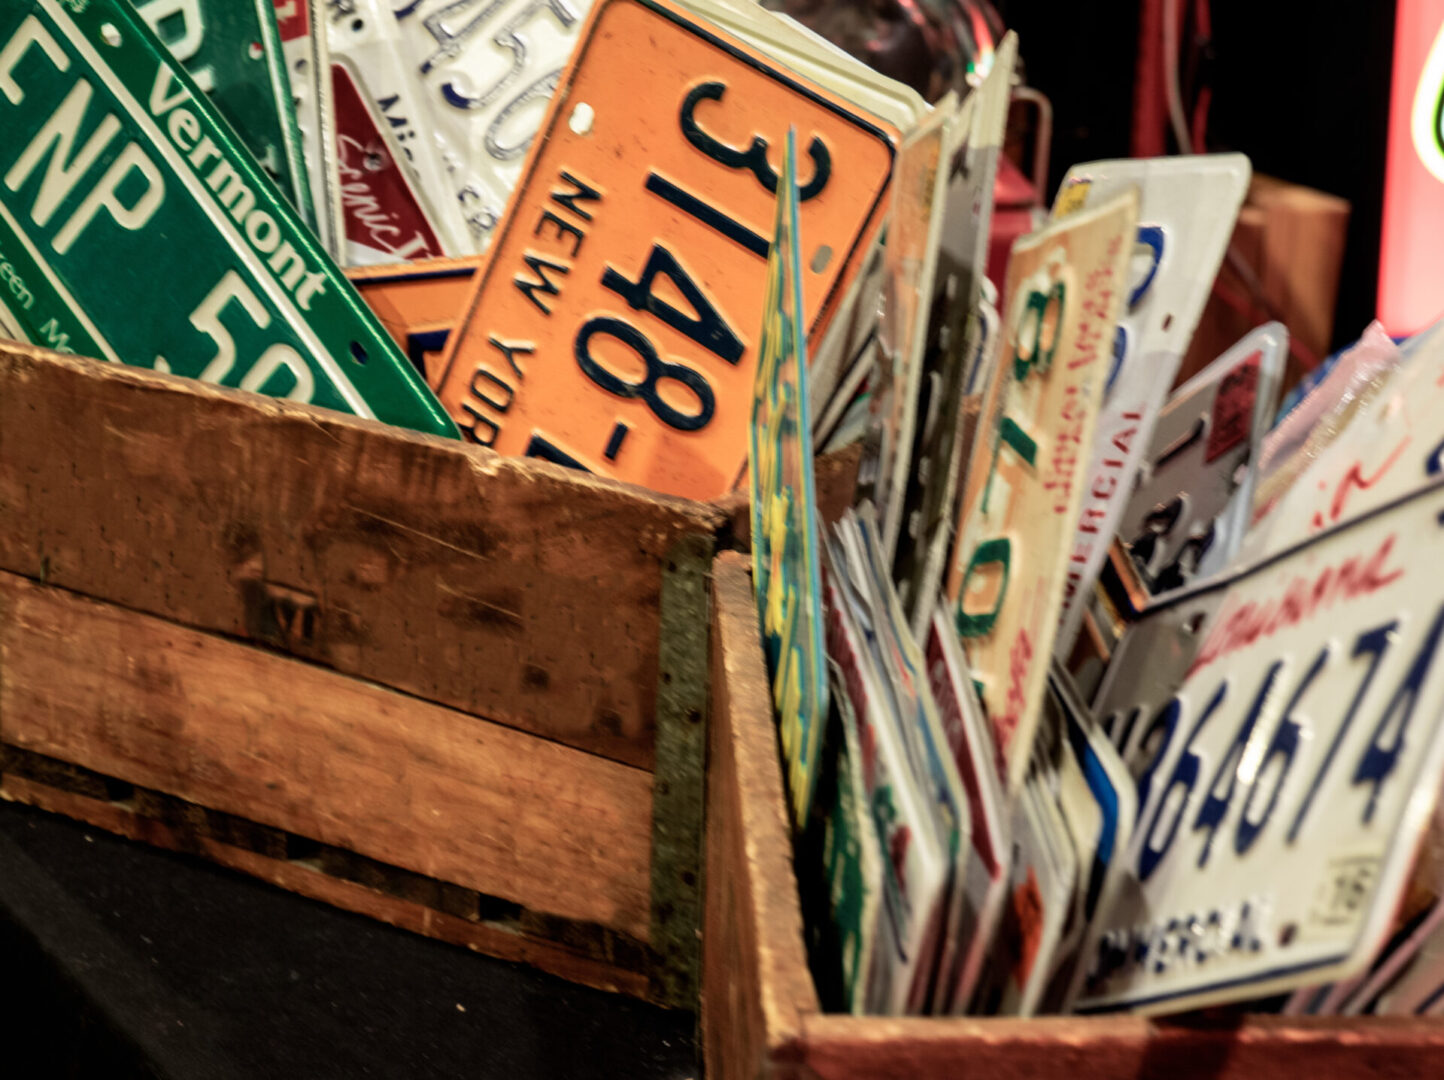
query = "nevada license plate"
xmin=1078 ymin=475 xmax=1444 ymax=1013
xmin=0 ymin=1 xmax=455 ymax=437
xmin=432 ymin=0 xmax=897 ymax=499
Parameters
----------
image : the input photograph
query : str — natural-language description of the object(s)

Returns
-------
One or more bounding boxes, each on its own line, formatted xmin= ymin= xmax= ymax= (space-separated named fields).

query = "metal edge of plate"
xmin=346 ymin=258 xmax=482 ymax=287
xmin=1124 ymin=471 xmax=1444 ymax=619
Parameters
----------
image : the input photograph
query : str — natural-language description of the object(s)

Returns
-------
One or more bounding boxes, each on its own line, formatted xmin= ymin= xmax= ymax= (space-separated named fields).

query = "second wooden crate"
xmin=704 ymin=550 xmax=1444 ymax=1078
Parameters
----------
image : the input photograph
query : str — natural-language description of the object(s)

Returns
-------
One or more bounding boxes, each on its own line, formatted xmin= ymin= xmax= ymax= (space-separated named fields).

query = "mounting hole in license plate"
xmin=568 ymin=103 xmax=595 ymax=137
xmin=349 ymin=341 xmax=368 ymax=366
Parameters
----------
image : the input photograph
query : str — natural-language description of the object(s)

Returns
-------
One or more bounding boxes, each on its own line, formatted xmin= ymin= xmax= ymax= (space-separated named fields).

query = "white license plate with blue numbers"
xmin=1076 ymin=476 xmax=1444 ymax=1014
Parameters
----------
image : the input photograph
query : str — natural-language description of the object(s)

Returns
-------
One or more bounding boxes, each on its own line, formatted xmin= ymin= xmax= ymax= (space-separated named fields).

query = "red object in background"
xmin=987 ymin=156 xmax=1039 ymax=313
xmin=1133 ymin=0 xmax=1167 ymax=156
xmin=1380 ymin=0 xmax=1444 ymax=335
xmin=1131 ymin=0 xmax=1214 ymax=156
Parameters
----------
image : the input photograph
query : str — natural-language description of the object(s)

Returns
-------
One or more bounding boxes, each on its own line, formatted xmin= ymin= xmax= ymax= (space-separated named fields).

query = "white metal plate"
xmin=1077 ymin=475 xmax=1444 ymax=1014
xmin=1052 ymin=154 xmax=1251 ymax=657
xmin=390 ymin=0 xmax=594 ymax=251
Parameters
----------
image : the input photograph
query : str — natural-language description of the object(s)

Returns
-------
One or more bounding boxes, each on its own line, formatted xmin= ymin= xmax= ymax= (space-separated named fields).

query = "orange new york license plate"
xmin=433 ymin=0 xmax=897 ymax=499
xmin=349 ymin=256 xmax=483 ymax=388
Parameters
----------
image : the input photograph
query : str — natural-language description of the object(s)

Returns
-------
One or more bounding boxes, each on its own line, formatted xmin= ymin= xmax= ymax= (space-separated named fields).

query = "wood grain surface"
xmin=0 ymin=344 xmax=723 ymax=769
xmin=0 ymin=572 xmax=653 ymax=940
xmin=795 ymin=1013 xmax=1444 ymax=1080
xmin=704 ymin=552 xmax=819 ymax=1080
xmin=1 ymin=776 xmax=649 ymax=999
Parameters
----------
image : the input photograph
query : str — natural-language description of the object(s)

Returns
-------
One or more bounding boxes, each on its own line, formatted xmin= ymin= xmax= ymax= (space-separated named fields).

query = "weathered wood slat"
xmin=0 ymin=776 xmax=648 ymax=998
xmin=796 ymin=1014 xmax=1444 ymax=1080
xmin=0 ymin=344 xmax=723 ymax=769
xmin=0 ymin=571 xmax=653 ymax=940
xmin=704 ymin=553 xmax=819 ymax=1080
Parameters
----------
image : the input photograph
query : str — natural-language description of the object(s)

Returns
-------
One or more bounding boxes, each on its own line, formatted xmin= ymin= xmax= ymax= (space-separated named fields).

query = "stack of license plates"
xmin=732 ymin=30 xmax=1444 ymax=1023
xmin=6 ymin=0 xmax=1444 ymax=1026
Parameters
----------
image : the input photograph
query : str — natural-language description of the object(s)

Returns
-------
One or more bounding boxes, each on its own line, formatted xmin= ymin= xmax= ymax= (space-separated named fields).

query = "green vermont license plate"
xmin=135 ymin=0 xmax=311 ymax=224
xmin=0 ymin=0 xmax=457 ymax=437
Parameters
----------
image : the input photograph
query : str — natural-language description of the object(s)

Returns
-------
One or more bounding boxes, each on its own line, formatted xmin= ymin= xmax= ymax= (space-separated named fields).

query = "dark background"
xmin=0 ymin=803 xmax=696 ymax=1080
xmin=996 ymin=0 xmax=1398 ymax=351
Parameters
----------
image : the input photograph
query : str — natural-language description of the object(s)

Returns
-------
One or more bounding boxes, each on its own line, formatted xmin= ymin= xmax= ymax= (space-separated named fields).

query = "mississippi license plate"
xmin=0 ymin=1 xmax=455 ymax=437
xmin=136 ymin=0 xmax=310 ymax=218
xmin=1078 ymin=476 xmax=1444 ymax=1013
xmin=331 ymin=58 xmax=448 ymax=265
xmin=326 ymin=0 xmax=472 ymax=256
xmin=432 ymin=0 xmax=897 ymax=498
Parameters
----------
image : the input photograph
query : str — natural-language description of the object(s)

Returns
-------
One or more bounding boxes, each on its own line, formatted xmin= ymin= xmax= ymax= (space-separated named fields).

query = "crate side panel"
xmin=0 ymin=572 xmax=653 ymax=940
xmin=0 ymin=776 xmax=650 ymax=999
xmin=797 ymin=1013 xmax=1444 ymax=1080
xmin=0 ymin=345 xmax=723 ymax=769
xmin=704 ymin=553 xmax=819 ymax=1080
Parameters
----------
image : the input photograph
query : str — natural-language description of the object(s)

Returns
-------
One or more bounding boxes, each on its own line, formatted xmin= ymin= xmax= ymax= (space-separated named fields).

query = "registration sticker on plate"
xmin=1077 ymin=475 xmax=1444 ymax=1013
xmin=432 ymin=0 xmax=897 ymax=498
xmin=0 ymin=1 xmax=456 ymax=437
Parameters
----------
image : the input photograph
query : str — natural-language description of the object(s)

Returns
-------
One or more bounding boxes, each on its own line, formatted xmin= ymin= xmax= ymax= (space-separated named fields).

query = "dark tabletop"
xmin=0 ymin=802 xmax=698 ymax=1080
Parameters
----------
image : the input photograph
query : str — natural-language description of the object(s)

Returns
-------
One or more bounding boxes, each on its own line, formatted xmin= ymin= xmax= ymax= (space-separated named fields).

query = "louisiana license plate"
xmin=431 ymin=0 xmax=897 ymax=498
xmin=0 ymin=1 xmax=455 ymax=437
xmin=1078 ymin=475 xmax=1444 ymax=1013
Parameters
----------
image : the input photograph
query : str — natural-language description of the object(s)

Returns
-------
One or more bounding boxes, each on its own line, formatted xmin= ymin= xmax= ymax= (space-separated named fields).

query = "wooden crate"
xmin=0 ymin=343 xmax=721 ymax=1007
xmin=704 ymin=551 xmax=1444 ymax=1078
